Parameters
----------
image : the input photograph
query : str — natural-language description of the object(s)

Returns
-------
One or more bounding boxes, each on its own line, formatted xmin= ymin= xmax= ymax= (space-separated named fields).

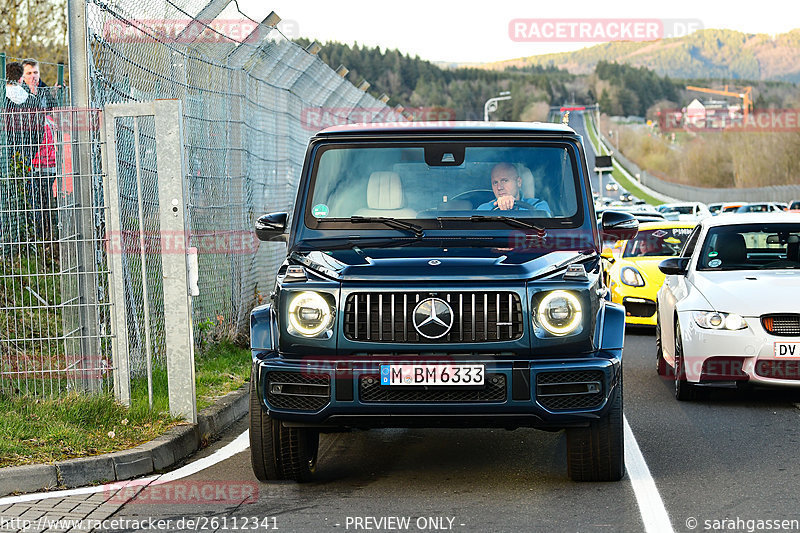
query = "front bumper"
xmin=251 ymin=353 xmax=621 ymax=430
xmin=680 ymin=315 xmax=800 ymax=386
xmin=610 ymin=282 xmax=657 ymax=326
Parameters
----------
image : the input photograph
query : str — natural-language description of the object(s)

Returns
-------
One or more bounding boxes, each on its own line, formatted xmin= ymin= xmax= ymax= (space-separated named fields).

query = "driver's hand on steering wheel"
xmin=494 ymin=194 xmax=516 ymax=210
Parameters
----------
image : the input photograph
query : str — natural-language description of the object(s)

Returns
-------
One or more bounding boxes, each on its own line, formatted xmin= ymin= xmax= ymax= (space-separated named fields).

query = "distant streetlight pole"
xmin=484 ymin=91 xmax=512 ymax=122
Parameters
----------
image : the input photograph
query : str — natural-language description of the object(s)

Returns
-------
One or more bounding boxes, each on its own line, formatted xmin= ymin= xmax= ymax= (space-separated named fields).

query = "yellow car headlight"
xmin=620 ymin=266 xmax=645 ymax=287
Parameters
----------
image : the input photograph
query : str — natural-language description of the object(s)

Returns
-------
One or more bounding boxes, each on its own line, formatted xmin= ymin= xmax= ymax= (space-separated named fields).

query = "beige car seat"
xmin=515 ymin=163 xmax=536 ymax=199
xmin=354 ymin=171 xmax=416 ymax=218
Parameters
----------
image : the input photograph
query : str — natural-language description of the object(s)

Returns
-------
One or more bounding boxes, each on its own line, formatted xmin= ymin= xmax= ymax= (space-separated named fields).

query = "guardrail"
xmin=588 ymin=110 xmax=800 ymax=203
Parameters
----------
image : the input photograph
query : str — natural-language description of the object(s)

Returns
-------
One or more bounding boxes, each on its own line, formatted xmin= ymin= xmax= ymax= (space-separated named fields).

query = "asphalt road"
xmin=104 ymin=328 xmax=800 ymax=532
xmin=569 ymin=111 xmax=620 ymax=201
xmin=97 ymin=118 xmax=800 ymax=533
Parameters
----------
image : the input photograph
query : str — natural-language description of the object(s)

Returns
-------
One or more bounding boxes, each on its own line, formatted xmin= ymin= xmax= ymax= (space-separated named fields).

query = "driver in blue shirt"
xmin=477 ymin=162 xmax=552 ymax=215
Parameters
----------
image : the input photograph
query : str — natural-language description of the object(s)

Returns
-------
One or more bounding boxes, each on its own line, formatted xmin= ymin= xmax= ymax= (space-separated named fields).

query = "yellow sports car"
xmin=604 ymin=221 xmax=696 ymax=326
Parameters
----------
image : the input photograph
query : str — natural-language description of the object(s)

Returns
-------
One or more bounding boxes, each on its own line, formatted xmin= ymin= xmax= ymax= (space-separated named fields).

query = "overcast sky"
xmin=237 ymin=0 xmax=798 ymax=64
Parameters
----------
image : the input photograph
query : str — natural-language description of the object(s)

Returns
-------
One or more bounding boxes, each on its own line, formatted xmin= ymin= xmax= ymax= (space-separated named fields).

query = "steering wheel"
xmin=492 ymin=199 xmax=538 ymax=211
xmin=449 ymin=189 xmax=495 ymax=208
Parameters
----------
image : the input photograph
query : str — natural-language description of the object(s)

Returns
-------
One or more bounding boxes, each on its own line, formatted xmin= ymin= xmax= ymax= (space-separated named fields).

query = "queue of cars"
xmin=601 ymin=204 xmax=800 ymax=402
xmin=603 ymin=222 xmax=696 ymax=326
xmin=656 ymin=213 xmax=800 ymax=399
xmin=249 ymin=118 xmax=797 ymax=483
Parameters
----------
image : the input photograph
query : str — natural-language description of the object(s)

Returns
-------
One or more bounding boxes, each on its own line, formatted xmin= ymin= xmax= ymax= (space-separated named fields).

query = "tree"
xmin=1 ymin=0 xmax=68 ymax=84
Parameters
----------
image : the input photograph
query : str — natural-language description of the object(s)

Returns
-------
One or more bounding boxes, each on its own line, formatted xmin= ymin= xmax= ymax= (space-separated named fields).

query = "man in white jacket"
xmin=5 ymin=61 xmax=54 ymax=238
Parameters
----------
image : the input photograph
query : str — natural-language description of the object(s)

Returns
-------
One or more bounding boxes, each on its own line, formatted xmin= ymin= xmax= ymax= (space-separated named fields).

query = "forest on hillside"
xmin=295 ymin=39 xmax=576 ymax=121
xmin=486 ymin=29 xmax=800 ymax=83
xmin=298 ymin=40 xmax=800 ymax=123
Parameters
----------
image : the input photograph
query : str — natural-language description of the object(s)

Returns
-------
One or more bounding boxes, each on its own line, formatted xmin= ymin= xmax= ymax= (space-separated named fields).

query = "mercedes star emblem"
xmin=412 ymin=298 xmax=454 ymax=339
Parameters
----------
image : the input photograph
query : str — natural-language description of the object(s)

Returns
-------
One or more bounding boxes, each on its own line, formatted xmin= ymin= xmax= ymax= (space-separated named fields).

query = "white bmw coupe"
xmin=656 ymin=213 xmax=800 ymax=400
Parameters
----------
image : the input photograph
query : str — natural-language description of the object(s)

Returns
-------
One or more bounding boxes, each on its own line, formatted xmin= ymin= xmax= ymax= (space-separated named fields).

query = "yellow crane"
xmin=685 ymin=85 xmax=753 ymax=124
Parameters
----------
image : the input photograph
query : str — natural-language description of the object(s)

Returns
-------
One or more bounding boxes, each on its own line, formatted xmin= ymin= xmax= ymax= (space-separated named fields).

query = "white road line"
xmin=4 ymin=417 xmax=674 ymax=533
xmin=0 ymin=430 xmax=250 ymax=505
xmin=625 ymin=416 xmax=675 ymax=533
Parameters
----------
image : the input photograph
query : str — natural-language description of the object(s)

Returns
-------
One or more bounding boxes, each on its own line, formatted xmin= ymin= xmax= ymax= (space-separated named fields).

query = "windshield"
xmin=698 ymin=223 xmax=800 ymax=270
xmin=660 ymin=205 xmax=694 ymax=215
xmin=305 ymin=143 xmax=582 ymax=228
xmin=623 ymin=227 xmax=693 ymax=258
xmin=737 ymin=204 xmax=772 ymax=213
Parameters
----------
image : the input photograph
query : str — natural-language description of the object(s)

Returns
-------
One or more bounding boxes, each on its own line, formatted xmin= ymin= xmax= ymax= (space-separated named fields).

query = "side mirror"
xmin=601 ymin=210 xmax=639 ymax=242
xmin=658 ymin=257 xmax=690 ymax=275
xmin=255 ymin=212 xmax=289 ymax=242
xmin=601 ymin=247 xmax=615 ymax=263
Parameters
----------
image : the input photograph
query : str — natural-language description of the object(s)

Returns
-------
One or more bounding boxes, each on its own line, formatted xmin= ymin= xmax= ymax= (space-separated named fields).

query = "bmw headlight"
xmin=692 ymin=311 xmax=747 ymax=331
xmin=537 ymin=290 xmax=583 ymax=336
xmin=287 ymin=291 xmax=334 ymax=337
xmin=620 ymin=266 xmax=645 ymax=287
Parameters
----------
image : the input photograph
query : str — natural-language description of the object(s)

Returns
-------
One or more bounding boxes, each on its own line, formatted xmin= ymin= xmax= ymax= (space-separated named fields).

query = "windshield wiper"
xmin=441 ymin=215 xmax=546 ymax=234
xmin=348 ymin=216 xmax=425 ymax=237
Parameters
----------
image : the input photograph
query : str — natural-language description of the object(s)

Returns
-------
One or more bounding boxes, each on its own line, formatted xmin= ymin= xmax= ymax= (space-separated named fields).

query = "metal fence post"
xmin=100 ymin=110 xmax=132 ymax=407
xmin=153 ymin=100 xmax=197 ymax=423
xmin=67 ymin=0 xmax=102 ymax=392
xmin=1 ymin=52 xmax=7 ymax=173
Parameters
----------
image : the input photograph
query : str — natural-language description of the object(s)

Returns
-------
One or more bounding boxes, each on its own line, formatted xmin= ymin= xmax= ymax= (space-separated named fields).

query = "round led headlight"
xmin=537 ymin=290 xmax=583 ymax=336
xmin=287 ymin=291 xmax=333 ymax=337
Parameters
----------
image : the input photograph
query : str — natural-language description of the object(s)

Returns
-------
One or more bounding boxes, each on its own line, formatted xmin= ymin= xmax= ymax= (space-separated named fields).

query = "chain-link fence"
xmin=2 ymin=54 xmax=111 ymax=397
xmin=3 ymin=4 xmax=396 ymax=398
xmin=82 ymin=2 xmax=393 ymax=383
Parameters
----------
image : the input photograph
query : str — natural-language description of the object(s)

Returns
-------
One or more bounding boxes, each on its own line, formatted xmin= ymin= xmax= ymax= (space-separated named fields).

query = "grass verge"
xmin=0 ymin=341 xmax=251 ymax=468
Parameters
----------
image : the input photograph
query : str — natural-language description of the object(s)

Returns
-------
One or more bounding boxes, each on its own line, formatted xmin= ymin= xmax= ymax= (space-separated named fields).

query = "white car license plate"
xmin=775 ymin=342 xmax=800 ymax=358
xmin=380 ymin=364 xmax=484 ymax=386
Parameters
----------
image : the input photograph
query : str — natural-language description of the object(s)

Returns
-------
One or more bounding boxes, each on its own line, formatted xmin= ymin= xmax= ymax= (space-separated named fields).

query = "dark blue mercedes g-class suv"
xmin=249 ymin=122 xmax=638 ymax=482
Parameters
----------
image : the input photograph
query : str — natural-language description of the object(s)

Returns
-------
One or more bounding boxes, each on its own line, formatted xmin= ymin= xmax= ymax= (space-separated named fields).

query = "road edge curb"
xmin=0 ymin=384 xmax=249 ymax=497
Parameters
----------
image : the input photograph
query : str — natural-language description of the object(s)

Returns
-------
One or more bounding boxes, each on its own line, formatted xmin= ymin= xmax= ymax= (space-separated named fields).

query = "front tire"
xmin=566 ymin=369 xmax=625 ymax=482
xmin=249 ymin=374 xmax=319 ymax=482
xmin=655 ymin=312 xmax=668 ymax=376
xmin=673 ymin=322 xmax=698 ymax=401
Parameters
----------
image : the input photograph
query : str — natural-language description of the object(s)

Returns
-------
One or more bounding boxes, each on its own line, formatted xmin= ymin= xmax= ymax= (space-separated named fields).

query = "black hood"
xmin=290 ymin=246 xmax=595 ymax=282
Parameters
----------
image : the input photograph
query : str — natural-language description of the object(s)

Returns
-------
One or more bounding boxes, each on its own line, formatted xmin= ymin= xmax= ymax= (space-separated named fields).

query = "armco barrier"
xmin=590 ymin=112 xmax=800 ymax=203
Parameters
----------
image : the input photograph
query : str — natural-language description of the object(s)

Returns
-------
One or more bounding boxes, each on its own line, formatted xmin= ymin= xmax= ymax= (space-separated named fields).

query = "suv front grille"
xmin=359 ymin=374 xmax=506 ymax=403
xmin=761 ymin=314 xmax=800 ymax=336
xmin=344 ymin=291 xmax=523 ymax=343
xmin=536 ymin=370 xmax=605 ymax=411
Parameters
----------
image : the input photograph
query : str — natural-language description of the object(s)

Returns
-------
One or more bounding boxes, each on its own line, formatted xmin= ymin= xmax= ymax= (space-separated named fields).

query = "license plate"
xmin=775 ymin=342 xmax=800 ymax=358
xmin=380 ymin=364 xmax=485 ymax=386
